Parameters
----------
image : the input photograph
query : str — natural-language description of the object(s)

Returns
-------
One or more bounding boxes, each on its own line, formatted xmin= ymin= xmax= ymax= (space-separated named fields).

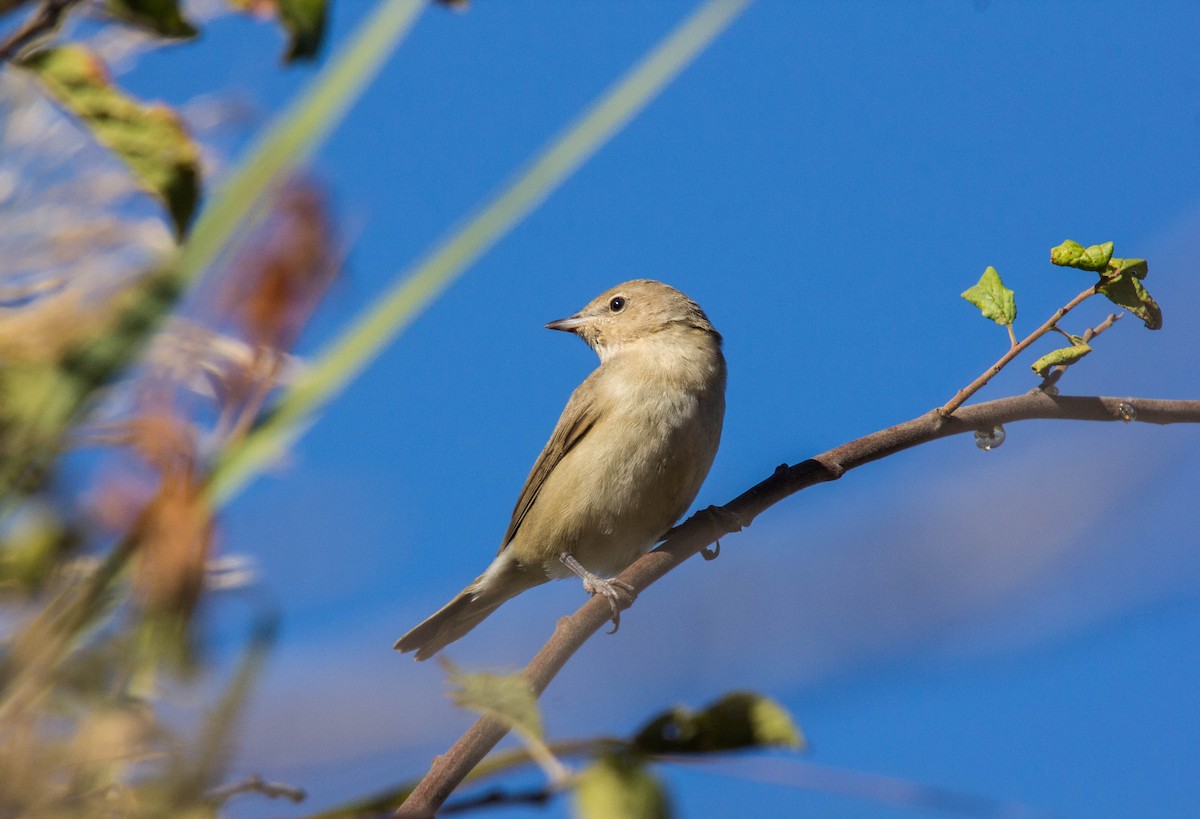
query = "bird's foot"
xmin=699 ymin=505 xmax=746 ymax=561
xmin=559 ymin=553 xmax=636 ymax=633
xmin=705 ymin=504 xmax=746 ymax=532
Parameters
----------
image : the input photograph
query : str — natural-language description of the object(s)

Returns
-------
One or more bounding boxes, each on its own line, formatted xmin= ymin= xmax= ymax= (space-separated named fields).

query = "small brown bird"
xmin=394 ymin=280 xmax=726 ymax=660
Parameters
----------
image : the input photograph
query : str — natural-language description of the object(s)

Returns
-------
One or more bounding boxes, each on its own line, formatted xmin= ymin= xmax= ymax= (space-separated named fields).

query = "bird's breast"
xmin=521 ymin=351 xmax=725 ymax=577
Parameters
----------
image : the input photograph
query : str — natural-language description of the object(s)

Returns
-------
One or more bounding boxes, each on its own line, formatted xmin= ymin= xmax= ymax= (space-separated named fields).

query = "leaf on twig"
xmin=1108 ymin=257 xmax=1148 ymax=279
xmin=961 ymin=266 xmax=1017 ymax=326
xmin=442 ymin=659 xmax=571 ymax=783
xmin=443 ymin=660 xmax=543 ymax=740
xmin=1031 ymin=341 xmax=1092 ymax=376
xmin=1050 ymin=239 xmax=1114 ymax=271
xmin=20 ymin=45 xmax=202 ymax=237
xmin=106 ymin=0 xmax=198 ymax=38
xmin=573 ymin=753 xmax=671 ymax=819
xmin=633 ymin=691 xmax=805 ymax=755
xmin=1098 ymin=272 xmax=1162 ymax=330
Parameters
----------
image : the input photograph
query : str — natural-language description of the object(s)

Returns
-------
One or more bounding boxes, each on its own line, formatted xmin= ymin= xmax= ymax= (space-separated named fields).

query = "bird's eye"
xmin=609 ymin=296 xmax=626 ymax=313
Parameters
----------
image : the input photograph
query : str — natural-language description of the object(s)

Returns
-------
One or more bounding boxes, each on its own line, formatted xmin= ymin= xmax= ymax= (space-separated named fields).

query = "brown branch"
xmin=395 ymin=393 xmax=1200 ymax=817
xmin=0 ymin=0 xmax=81 ymax=63
xmin=938 ymin=285 xmax=1095 ymax=416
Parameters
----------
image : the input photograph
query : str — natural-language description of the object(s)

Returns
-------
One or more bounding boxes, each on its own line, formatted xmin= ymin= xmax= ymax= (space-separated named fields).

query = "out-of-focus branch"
xmin=0 ymin=0 xmax=82 ymax=62
xmin=395 ymin=392 xmax=1200 ymax=817
xmin=207 ymin=774 xmax=306 ymax=806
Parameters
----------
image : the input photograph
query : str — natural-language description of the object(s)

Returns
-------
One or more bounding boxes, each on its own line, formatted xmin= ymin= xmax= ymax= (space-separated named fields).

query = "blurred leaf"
xmin=279 ymin=0 xmax=327 ymax=62
xmin=0 ymin=506 xmax=72 ymax=593
xmin=1109 ymin=257 xmax=1148 ymax=279
xmin=107 ymin=0 xmax=198 ymax=38
xmin=20 ymin=45 xmax=201 ymax=236
xmin=1098 ymin=273 xmax=1162 ymax=330
xmin=633 ymin=691 xmax=805 ymax=755
xmin=0 ymin=0 xmax=36 ymax=14
xmin=1031 ymin=341 xmax=1092 ymax=376
xmin=573 ymin=753 xmax=671 ymax=819
xmin=961 ymin=266 xmax=1016 ymax=326
xmin=442 ymin=660 xmax=572 ymax=783
xmin=444 ymin=661 xmax=543 ymax=740
xmin=0 ymin=268 xmax=184 ymax=500
xmin=1050 ymin=239 xmax=1113 ymax=271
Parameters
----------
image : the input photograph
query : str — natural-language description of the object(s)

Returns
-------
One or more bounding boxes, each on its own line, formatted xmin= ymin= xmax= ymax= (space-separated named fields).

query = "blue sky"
xmin=111 ymin=2 xmax=1200 ymax=816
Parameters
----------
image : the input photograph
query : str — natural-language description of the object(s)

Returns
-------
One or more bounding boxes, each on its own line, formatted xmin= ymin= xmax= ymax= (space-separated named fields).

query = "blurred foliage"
xmin=22 ymin=43 xmax=203 ymax=236
xmin=314 ymin=688 xmax=805 ymax=818
xmin=0 ymin=0 xmax=360 ymax=814
xmin=0 ymin=0 xmax=783 ymax=816
xmin=573 ymin=753 xmax=671 ymax=819
xmin=106 ymin=0 xmax=199 ymax=40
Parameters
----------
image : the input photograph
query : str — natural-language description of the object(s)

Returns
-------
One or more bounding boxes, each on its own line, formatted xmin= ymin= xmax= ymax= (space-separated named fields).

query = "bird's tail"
xmin=394 ymin=565 xmax=538 ymax=661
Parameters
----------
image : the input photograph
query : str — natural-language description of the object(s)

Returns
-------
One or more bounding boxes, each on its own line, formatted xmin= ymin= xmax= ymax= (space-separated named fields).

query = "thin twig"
xmin=938 ymin=285 xmax=1096 ymax=416
xmin=207 ymin=774 xmax=307 ymax=805
xmin=0 ymin=0 xmax=82 ymax=62
xmin=1037 ymin=312 xmax=1122 ymax=392
xmin=394 ymin=392 xmax=1200 ymax=817
xmin=441 ymin=786 xmax=554 ymax=814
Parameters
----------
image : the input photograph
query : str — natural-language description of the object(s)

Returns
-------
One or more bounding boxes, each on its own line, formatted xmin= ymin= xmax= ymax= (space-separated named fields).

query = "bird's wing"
xmin=498 ymin=384 xmax=599 ymax=554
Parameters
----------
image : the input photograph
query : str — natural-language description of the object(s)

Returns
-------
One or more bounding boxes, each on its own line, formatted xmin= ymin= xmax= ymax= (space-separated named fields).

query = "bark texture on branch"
xmin=396 ymin=393 xmax=1200 ymax=817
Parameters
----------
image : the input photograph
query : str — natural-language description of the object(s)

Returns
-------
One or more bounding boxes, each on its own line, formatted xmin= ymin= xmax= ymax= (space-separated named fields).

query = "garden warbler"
xmin=394 ymin=280 xmax=726 ymax=660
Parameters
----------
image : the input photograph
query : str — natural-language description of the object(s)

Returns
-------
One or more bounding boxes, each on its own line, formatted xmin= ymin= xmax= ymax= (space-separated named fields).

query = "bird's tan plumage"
xmin=395 ymin=280 xmax=726 ymax=660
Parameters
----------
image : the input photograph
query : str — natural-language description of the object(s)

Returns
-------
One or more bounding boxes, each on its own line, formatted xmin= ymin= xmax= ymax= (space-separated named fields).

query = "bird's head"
xmin=546 ymin=279 xmax=720 ymax=361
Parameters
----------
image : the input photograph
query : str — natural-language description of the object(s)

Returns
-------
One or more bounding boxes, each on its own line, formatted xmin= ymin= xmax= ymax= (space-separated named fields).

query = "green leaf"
xmin=573 ymin=754 xmax=671 ymax=819
xmin=443 ymin=660 xmax=543 ymax=740
xmin=1108 ymin=257 xmax=1148 ymax=279
xmin=1050 ymin=239 xmax=1113 ymax=271
xmin=106 ymin=0 xmax=198 ymax=38
xmin=20 ymin=45 xmax=201 ymax=237
xmin=633 ymin=691 xmax=805 ymax=755
xmin=961 ymin=266 xmax=1016 ymax=326
xmin=1031 ymin=342 xmax=1092 ymax=376
xmin=279 ymin=0 xmax=327 ymax=62
xmin=1099 ymin=273 xmax=1162 ymax=330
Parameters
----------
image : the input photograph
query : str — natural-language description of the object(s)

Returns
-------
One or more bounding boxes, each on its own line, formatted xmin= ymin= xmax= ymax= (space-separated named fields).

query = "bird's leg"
xmin=558 ymin=553 xmax=636 ymax=633
xmin=700 ymin=504 xmax=747 ymax=561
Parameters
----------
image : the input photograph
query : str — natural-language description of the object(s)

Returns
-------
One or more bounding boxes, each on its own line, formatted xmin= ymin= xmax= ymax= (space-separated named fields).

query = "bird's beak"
xmin=546 ymin=314 xmax=588 ymax=333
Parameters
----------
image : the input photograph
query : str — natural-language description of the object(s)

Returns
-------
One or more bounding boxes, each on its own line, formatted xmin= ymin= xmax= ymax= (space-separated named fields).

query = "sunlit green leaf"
xmin=1108 ymin=257 xmax=1148 ymax=279
xmin=961 ymin=266 xmax=1016 ymax=326
xmin=1050 ymin=239 xmax=1113 ymax=271
xmin=107 ymin=0 xmax=198 ymax=38
xmin=573 ymin=754 xmax=671 ymax=819
xmin=1031 ymin=341 xmax=1092 ymax=376
xmin=1099 ymin=273 xmax=1162 ymax=330
xmin=633 ymin=691 xmax=805 ymax=755
xmin=21 ymin=45 xmax=202 ymax=236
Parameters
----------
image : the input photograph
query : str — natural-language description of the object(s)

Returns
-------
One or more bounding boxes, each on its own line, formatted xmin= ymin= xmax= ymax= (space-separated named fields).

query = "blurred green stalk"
xmin=209 ymin=0 xmax=752 ymax=505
